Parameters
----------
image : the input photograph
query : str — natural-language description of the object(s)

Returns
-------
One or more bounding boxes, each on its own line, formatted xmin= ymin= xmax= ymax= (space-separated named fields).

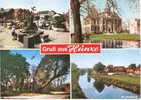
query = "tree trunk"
xmin=37 ymin=77 xmax=55 ymax=91
xmin=70 ymin=0 xmax=83 ymax=43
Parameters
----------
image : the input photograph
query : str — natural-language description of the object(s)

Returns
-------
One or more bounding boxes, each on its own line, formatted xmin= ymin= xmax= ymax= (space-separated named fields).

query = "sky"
xmin=71 ymin=49 xmax=141 ymax=68
xmin=10 ymin=50 xmax=42 ymax=71
xmin=81 ymin=0 xmax=140 ymax=22
xmin=0 ymin=0 xmax=69 ymax=13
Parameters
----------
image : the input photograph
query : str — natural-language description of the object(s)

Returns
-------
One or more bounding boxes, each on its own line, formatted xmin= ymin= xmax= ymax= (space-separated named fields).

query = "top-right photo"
xmin=70 ymin=0 xmax=140 ymax=48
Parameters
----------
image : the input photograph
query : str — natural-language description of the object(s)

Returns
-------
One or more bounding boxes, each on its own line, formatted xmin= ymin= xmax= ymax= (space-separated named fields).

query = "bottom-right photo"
xmin=71 ymin=49 xmax=140 ymax=99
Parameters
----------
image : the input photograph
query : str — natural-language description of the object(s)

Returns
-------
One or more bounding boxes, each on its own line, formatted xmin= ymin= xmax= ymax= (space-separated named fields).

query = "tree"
xmin=127 ymin=0 xmax=140 ymax=11
xmin=93 ymin=62 xmax=106 ymax=72
xmin=1 ymin=50 xmax=30 ymax=94
xmin=137 ymin=64 xmax=140 ymax=68
xmin=80 ymin=0 xmax=96 ymax=18
xmin=70 ymin=0 xmax=84 ymax=43
xmin=8 ymin=8 xmax=15 ymax=20
xmin=31 ymin=6 xmax=36 ymax=13
xmin=128 ymin=64 xmax=136 ymax=69
xmin=93 ymin=80 xmax=104 ymax=93
xmin=35 ymin=55 xmax=70 ymax=91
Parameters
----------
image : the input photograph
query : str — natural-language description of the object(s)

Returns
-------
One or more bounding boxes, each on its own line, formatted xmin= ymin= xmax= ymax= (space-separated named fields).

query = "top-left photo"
xmin=0 ymin=0 xmax=70 ymax=49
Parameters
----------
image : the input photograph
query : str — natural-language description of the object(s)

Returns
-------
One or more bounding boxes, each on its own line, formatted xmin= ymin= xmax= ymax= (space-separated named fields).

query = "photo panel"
xmin=0 ymin=0 xmax=70 ymax=49
xmin=70 ymin=0 xmax=140 ymax=48
xmin=0 ymin=50 xmax=70 ymax=99
xmin=71 ymin=49 xmax=140 ymax=99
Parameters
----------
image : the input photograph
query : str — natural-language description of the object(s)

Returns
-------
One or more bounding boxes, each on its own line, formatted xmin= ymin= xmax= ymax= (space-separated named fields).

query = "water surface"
xmin=79 ymin=73 xmax=139 ymax=99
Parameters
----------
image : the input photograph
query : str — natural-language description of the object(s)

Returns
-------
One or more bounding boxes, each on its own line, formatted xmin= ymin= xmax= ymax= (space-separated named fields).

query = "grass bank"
xmin=72 ymin=66 xmax=86 ymax=99
xmin=90 ymin=33 xmax=140 ymax=41
xmin=91 ymin=71 xmax=140 ymax=94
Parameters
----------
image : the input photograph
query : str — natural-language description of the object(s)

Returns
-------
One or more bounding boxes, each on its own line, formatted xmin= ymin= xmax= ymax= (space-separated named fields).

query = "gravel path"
xmin=2 ymin=93 xmax=69 ymax=99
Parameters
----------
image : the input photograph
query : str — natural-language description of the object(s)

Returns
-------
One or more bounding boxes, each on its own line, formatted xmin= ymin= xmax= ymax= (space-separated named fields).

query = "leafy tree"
xmin=35 ymin=55 xmax=70 ymax=90
xmin=71 ymin=63 xmax=79 ymax=82
xmin=126 ymin=0 xmax=140 ymax=12
xmin=1 ymin=50 xmax=30 ymax=94
xmin=93 ymin=80 xmax=104 ymax=93
xmin=93 ymin=62 xmax=106 ymax=72
xmin=137 ymin=64 xmax=140 ymax=68
xmin=128 ymin=64 xmax=136 ymax=69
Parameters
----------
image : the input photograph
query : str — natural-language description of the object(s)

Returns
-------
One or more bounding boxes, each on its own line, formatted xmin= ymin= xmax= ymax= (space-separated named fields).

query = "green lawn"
xmin=90 ymin=33 xmax=140 ymax=41
xmin=98 ymin=74 xmax=140 ymax=86
xmin=91 ymin=71 xmax=140 ymax=94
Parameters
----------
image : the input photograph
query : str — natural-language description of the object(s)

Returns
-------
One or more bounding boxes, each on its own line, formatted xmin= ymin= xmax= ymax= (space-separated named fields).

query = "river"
xmin=79 ymin=73 xmax=139 ymax=99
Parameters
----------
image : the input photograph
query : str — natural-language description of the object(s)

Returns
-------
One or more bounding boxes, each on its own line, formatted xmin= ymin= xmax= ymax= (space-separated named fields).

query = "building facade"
xmin=83 ymin=6 xmax=122 ymax=34
xmin=129 ymin=19 xmax=140 ymax=34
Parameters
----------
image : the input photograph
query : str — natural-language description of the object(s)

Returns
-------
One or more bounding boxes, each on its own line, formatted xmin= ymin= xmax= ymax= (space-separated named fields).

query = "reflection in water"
xmin=113 ymin=85 xmax=117 ymax=89
xmin=93 ymin=80 xmax=104 ymax=93
xmin=105 ymin=83 xmax=111 ymax=87
xmin=87 ymin=75 xmax=91 ymax=82
xmin=79 ymin=72 xmax=139 ymax=99
xmin=79 ymin=69 xmax=87 ymax=75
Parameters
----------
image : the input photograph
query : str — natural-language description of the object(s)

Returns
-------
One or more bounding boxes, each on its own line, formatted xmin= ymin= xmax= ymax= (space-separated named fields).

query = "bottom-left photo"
xmin=0 ymin=50 xmax=70 ymax=99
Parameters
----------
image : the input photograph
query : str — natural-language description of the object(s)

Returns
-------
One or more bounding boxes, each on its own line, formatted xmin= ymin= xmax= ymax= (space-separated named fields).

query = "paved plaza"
xmin=0 ymin=26 xmax=70 ymax=49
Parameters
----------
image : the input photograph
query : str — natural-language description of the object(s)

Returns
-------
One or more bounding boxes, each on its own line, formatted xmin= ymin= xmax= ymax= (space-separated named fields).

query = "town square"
xmin=0 ymin=0 xmax=70 ymax=49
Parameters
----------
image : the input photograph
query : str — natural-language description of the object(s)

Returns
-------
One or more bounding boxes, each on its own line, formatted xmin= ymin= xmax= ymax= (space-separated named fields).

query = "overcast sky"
xmin=71 ymin=49 xmax=141 ymax=68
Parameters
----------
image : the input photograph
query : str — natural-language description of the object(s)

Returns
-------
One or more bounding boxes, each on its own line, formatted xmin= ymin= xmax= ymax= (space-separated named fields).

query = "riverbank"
xmin=91 ymin=71 xmax=140 ymax=94
xmin=72 ymin=66 xmax=86 ymax=98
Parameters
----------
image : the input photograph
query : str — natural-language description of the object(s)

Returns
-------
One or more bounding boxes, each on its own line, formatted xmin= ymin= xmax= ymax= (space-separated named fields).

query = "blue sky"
xmin=0 ymin=0 xmax=69 ymax=13
xmin=71 ymin=49 xmax=141 ymax=68
xmin=82 ymin=0 xmax=140 ymax=22
xmin=10 ymin=50 xmax=42 ymax=67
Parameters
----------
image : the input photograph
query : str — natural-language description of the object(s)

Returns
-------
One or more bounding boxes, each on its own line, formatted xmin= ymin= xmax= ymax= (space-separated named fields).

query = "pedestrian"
xmin=11 ymin=25 xmax=17 ymax=40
